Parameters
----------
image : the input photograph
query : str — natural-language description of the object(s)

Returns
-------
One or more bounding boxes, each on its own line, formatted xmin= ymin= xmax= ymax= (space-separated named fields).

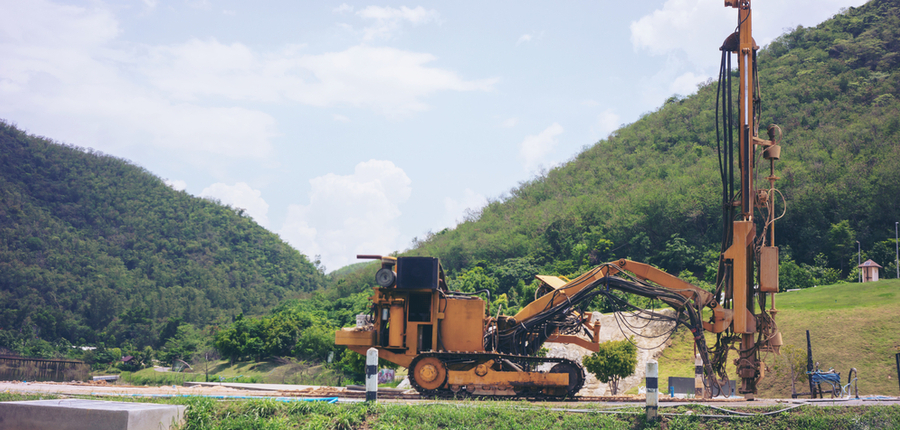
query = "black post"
xmin=806 ymin=330 xmax=815 ymax=398
xmin=895 ymin=352 xmax=900 ymax=394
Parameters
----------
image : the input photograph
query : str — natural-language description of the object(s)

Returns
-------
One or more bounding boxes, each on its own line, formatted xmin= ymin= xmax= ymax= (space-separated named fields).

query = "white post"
xmin=366 ymin=348 xmax=378 ymax=402
xmin=646 ymin=360 xmax=658 ymax=421
xmin=694 ymin=354 xmax=705 ymax=398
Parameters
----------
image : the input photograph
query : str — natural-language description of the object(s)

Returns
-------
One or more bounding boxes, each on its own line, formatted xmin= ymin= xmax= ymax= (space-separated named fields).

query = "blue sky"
xmin=1 ymin=0 xmax=867 ymax=271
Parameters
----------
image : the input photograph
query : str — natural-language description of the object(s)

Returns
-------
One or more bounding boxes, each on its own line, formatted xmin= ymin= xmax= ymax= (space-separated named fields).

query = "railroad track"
xmin=273 ymin=387 xmax=745 ymax=403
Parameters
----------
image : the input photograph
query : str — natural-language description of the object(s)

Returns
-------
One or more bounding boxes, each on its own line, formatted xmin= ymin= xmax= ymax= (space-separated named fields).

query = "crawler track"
xmin=407 ymin=351 xmax=585 ymax=399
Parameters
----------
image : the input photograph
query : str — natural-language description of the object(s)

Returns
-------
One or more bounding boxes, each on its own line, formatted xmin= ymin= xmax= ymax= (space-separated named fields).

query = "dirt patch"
xmin=544 ymin=309 xmax=677 ymax=396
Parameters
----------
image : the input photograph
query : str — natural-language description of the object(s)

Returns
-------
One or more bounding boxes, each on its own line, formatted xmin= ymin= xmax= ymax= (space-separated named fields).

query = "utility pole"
xmin=857 ymin=241 xmax=861 ymax=282
xmin=895 ymin=222 xmax=898 ymax=279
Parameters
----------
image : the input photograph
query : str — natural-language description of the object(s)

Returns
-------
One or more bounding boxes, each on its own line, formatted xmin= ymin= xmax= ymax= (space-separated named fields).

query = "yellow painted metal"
xmin=412 ymin=356 xmax=447 ymax=390
xmin=518 ymin=258 xmax=717 ymax=325
xmin=440 ymin=296 xmax=485 ymax=352
xmin=726 ymin=221 xmax=756 ymax=334
xmin=702 ymin=306 xmax=734 ymax=333
xmin=760 ymin=246 xmax=779 ymax=293
xmin=447 ymin=368 xmax=568 ymax=388
xmin=543 ymin=334 xmax=600 ymax=353
xmin=346 ymin=345 xmax=414 ymax=368
xmin=535 ymin=275 xmax=568 ymax=289
xmin=335 ymin=328 xmax=375 ymax=346
xmin=615 ymin=259 xmax=716 ymax=308
xmin=389 ymin=300 xmax=405 ymax=348
xmin=513 ymin=265 xmax=614 ymax=322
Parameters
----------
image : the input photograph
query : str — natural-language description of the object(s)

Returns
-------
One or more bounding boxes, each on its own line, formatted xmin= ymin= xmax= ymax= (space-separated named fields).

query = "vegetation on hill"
xmin=336 ymin=0 xmax=900 ymax=315
xmin=0 ymin=120 xmax=327 ymax=354
xmin=4 ymin=0 xmax=900 ymax=393
xmin=195 ymin=0 xmax=900 ymax=388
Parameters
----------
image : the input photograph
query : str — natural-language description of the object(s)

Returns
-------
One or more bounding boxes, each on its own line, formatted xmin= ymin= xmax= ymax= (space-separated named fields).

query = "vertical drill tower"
xmin=722 ymin=0 xmax=782 ymax=398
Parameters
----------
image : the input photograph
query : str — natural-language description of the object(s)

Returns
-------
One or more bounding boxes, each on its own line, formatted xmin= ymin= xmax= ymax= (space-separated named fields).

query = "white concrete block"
xmin=0 ymin=399 xmax=185 ymax=430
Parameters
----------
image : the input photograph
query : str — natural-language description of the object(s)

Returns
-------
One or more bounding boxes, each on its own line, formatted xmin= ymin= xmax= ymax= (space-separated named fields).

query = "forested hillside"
xmin=339 ymin=0 xmax=900 ymax=314
xmin=0 ymin=121 xmax=327 ymax=350
xmin=3 ymin=0 xmax=900 ymax=378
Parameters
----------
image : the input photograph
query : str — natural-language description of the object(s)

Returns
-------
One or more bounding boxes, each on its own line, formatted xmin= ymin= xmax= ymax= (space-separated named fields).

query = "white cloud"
xmin=278 ymin=160 xmax=412 ymax=271
xmin=340 ymin=5 xmax=440 ymax=41
xmin=516 ymin=31 xmax=544 ymax=46
xmin=186 ymin=0 xmax=211 ymax=10
xmin=669 ymin=71 xmax=707 ymax=96
xmin=442 ymin=189 xmax=488 ymax=229
xmin=287 ymin=45 xmax=496 ymax=116
xmin=519 ymin=123 xmax=564 ymax=171
xmin=164 ymin=179 xmax=187 ymax=191
xmin=631 ymin=0 xmax=870 ymax=74
xmin=201 ymin=182 xmax=271 ymax=227
xmin=140 ymin=40 xmax=496 ymax=117
xmin=0 ymin=0 xmax=120 ymax=49
xmin=333 ymin=114 xmax=351 ymax=123
xmin=501 ymin=117 xmax=518 ymax=128
xmin=633 ymin=51 xmax=714 ymax=109
xmin=333 ymin=4 xmax=354 ymax=14
xmin=594 ymin=109 xmax=621 ymax=139
xmin=0 ymin=1 xmax=494 ymax=162
xmin=751 ymin=1 xmax=868 ymax=47
xmin=630 ymin=0 xmax=731 ymax=70
xmin=0 ymin=0 xmax=275 ymax=159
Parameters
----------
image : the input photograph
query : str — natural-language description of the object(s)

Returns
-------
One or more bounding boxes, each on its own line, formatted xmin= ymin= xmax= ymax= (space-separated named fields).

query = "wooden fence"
xmin=0 ymin=355 xmax=90 ymax=382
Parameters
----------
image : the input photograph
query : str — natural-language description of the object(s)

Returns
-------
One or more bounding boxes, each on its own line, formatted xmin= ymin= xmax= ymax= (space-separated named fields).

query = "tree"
xmin=158 ymin=323 xmax=203 ymax=365
xmin=582 ymin=338 xmax=638 ymax=395
xmin=827 ymin=220 xmax=856 ymax=276
xmin=292 ymin=325 xmax=334 ymax=361
xmin=781 ymin=344 xmax=808 ymax=395
xmin=333 ymin=348 xmax=398 ymax=385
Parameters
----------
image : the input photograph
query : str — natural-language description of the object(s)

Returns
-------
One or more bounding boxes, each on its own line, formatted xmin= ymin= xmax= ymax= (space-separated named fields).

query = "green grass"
xmin=118 ymin=370 xmax=261 ymax=386
xmin=656 ymin=279 xmax=900 ymax=398
xmin=3 ymin=392 xmax=899 ymax=429
xmin=114 ymin=359 xmax=349 ymax=387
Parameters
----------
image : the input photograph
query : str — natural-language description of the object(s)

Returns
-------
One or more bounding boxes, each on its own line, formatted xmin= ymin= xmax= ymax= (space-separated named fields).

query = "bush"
xmin=582 ymin=337 xmax=638 ymax=395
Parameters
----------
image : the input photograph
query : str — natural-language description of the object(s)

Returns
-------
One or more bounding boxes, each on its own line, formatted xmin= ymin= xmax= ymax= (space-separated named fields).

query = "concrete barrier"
xmin=0 ymin=399 xmax=185 ymax=430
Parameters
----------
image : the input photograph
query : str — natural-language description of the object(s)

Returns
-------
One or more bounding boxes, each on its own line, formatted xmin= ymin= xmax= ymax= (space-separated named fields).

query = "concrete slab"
xmin=0 ymin=399 xmax=185 ymax=430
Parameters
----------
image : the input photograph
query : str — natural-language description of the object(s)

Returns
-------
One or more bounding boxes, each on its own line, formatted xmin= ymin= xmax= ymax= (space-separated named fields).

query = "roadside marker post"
xmin=366 ymin=348 xmax=378 ymax=402
xmin=646 ymin=360 xmax=658 ymax=421
xmin=695 ymin=354 xmax=705 ymax=398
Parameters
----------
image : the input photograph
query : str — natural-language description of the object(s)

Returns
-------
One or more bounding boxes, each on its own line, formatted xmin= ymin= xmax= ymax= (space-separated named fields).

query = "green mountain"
xmin=0 ymin=121 xmax=326 ymax=349
xmin=341 ymin=0 xmax=900 ymax=312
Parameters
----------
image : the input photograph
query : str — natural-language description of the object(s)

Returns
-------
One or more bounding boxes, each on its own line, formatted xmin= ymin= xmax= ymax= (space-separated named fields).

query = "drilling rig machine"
xmin=336 ymin=0 xmax=784 ymax=399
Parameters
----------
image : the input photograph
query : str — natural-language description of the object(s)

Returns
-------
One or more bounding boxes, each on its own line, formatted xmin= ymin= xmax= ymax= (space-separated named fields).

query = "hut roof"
xmin=858 ymin=259 xmax=883 ymax=268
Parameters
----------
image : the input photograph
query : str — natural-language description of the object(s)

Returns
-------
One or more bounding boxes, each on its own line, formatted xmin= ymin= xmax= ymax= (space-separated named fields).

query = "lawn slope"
xmin=657 ymin=280 xmax=900 ymax=398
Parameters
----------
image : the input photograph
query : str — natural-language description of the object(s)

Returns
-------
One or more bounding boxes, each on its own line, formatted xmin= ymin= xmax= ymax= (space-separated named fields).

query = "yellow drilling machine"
xmin=336 ymin=0 xmax=784 ymax=399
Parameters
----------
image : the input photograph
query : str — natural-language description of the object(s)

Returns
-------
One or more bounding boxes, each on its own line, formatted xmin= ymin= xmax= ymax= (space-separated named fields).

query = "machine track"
xmin=408 ymin=351 xmax=585 ymax=399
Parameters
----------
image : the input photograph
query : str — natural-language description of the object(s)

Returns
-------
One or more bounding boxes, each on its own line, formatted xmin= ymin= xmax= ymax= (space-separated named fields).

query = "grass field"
xmin=117 ymin=359 xmax=338 ymax=387
xmin=2 ymin=392 xmax=898 ymax=429
xmin=655 ymin=279 xmax=900 ymax=398
xmin=116 ymin=358 xmax=406 ymax=388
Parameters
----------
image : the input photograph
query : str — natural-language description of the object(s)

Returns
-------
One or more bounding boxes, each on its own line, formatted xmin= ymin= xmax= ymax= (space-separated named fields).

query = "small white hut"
xmin=858 ymin=259 xmax=882 ymax=282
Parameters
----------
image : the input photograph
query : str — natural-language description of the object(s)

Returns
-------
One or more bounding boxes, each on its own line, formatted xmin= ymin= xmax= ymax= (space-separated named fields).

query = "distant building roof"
xmin=858 ymin=259 xmax=882 ymax=268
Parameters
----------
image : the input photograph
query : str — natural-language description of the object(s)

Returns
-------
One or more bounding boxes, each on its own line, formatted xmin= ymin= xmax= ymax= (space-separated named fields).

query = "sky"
xmin=1 ymin=0 xmax=868 ymax=272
